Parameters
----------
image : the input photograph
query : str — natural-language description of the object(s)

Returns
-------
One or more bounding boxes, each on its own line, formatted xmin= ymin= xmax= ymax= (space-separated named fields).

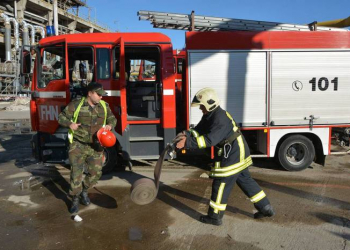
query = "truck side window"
xmin=39 ymin=46 xmax=65 ymax=88
xmin=97 ymin=48 xmax=110 ymax=80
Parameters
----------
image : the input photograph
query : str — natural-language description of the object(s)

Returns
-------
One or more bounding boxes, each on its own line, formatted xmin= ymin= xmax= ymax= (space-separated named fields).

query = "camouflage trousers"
xmin=68 ymin=140 xmax=103 ymax=196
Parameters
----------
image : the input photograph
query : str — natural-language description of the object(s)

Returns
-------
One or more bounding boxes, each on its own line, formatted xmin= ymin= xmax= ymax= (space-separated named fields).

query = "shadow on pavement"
xmin=311 ymin=212 xmax=350 ymax=240
xmin=256 ymin=179 xmax=350 ymax=210
xmin=91 ymin=187 xmax=117 ymax=209
xmin=0 ymin=133 xmax=33 ymax=165
xmin=40 ymin=167 xmax=71 ymax=211
xmin=107 ymin=170 xmax=253 ymax=221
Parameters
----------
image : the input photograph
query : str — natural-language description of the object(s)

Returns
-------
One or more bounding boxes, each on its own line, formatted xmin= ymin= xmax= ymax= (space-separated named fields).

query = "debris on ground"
xmin=73 ymin=215 xmax=83 ymax=222
xmin=200 ymin=172 xmax=209 ymax=178
xmin=5 ymin=97 xmax=30 ymax=111
xmin=0 ymin=96 xmax=16 ymax=102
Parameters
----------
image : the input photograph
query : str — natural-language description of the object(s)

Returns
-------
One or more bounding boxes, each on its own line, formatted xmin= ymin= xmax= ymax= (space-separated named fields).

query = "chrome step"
xmin=130 ymin=136 xmax=164 ymax=142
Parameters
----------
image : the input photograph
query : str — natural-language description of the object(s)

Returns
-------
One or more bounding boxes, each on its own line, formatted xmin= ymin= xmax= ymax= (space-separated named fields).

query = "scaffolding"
xmin=0 ymin=57 xmax=20 ymax=96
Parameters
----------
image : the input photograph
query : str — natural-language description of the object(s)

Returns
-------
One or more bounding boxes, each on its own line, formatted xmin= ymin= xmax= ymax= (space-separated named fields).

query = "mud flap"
xmin=314 ymin=142 xmax=326 ymax=166
xmin=315 ymin=153 xmax=326 ymax=166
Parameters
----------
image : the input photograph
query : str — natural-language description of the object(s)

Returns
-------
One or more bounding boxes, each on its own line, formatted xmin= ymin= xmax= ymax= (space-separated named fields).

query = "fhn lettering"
xmin=40 ymin=105 xmax=59 ymax=121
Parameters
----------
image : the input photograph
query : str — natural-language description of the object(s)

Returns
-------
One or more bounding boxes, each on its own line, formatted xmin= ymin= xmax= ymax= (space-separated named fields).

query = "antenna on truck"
xmin=138 ymin=10 xmax=347 ymax=32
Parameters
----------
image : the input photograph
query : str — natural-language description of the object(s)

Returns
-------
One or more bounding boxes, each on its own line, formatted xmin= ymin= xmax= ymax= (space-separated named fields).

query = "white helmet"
xmin=191 ymin=87 xmax=220 ymax=112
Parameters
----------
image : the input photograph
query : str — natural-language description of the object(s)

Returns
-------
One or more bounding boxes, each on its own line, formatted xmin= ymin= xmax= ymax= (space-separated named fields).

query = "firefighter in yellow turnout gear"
xmin=176 ymin=88 xmax=275 ymax=226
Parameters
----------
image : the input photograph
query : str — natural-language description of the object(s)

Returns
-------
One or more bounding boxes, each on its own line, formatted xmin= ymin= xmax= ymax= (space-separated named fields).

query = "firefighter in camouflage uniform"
xmin=58 ymin=82 xmax=117 ymax=214
xmin=176 ymin=87 xmax=275 ymax=226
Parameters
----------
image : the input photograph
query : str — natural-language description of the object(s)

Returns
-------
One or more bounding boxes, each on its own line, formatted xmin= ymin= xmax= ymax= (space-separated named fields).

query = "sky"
xmin=79 ymin=0 xmax=350 ymax=49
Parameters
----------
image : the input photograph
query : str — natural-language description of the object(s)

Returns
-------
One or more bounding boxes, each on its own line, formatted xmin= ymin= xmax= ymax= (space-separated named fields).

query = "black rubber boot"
xmin=254 ymin=204 xmax=276 ymax=219
xmin=70 ymin=195 xmax=80 ymax=214
xmin=80 ymin=188 xmax=91 ymax=206
xmin=199 ymin=215 xmax=223 ymax=226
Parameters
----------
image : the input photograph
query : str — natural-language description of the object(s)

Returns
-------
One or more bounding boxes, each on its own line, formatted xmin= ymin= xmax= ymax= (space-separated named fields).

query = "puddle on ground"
xmin=7 ymin=195 xmax=39 ymax=208
xmin=129 ymin=227 xmax=143 ymax=241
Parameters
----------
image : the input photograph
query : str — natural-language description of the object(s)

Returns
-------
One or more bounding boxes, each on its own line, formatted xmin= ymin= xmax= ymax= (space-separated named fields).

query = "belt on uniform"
xmin=73 ymin=139 xmax=93 ymax=146
xmin=218 ymin=130 xmax=241 ymax=147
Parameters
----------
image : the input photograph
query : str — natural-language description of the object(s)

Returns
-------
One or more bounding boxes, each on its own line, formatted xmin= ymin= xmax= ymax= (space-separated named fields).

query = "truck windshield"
xmin=38 ymin=45 xmax=65 ymax=88
xmin=129 ymin=59 xmax=156 ymax=82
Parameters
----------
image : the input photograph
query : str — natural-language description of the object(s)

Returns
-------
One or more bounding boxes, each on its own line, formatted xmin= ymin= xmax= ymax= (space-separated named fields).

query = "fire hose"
xmin=130 ymin=136 xmax=182 ymax=205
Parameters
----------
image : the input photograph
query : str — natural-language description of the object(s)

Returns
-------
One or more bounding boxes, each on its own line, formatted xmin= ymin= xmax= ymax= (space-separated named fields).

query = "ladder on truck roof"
xmin=138 ymin=10 xmax=347 ymax=32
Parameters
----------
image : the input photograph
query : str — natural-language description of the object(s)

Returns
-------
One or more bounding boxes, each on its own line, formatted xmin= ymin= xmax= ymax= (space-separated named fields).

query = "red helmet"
xmin=97 ymin=128 xmax=116 ymax=147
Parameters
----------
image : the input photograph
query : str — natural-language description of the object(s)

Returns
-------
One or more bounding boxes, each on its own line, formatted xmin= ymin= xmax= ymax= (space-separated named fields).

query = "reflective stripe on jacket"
xmin=67 ymin=97 xmax=107 ymax=143
xmin=185 ymin=106 xmax=252 ymax=178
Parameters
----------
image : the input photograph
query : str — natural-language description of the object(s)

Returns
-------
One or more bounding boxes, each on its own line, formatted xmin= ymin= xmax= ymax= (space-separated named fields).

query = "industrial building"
xmin=0 ymin=0 xmax=110 ymax=95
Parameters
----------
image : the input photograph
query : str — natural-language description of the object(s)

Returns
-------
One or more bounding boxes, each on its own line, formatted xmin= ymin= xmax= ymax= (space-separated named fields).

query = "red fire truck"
xmin=21 ymin=15 xmax=350 ymax=172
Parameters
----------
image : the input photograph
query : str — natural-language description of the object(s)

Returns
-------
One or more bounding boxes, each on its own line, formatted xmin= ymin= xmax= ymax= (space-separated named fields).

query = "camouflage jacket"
xmin=58 ymin=98 xmax=117 ymax=144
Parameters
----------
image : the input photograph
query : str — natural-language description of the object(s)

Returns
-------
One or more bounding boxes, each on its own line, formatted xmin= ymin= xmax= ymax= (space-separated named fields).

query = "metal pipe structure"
xmin=53 ymin=0 xmax=58 ymax=35
xmin=33 ymin=25 xmax=46 ymax=64
xmin=9 ymin=17 xmax=19 ymax=51
xmin=1 ymin=13 xmax=19 ymax=52
xmin=4 ymin=4 xmax=14 ymax=13
xmin=317 ymin=16 xmax=350 ymax=28
xmin=34 ymin=25 xmax=46 ymax=40
xmin=4 ymin=21 xmax=11 ymax=61
xmin=24 ymin=11 xmax=46 ymax=23
xmin=21 ymin=21 xmax=29 ymax=46
xmin=13 ymin=1 xmax=17 ymax=18
xmin=21 ymin=20 xmax=35 ymax=45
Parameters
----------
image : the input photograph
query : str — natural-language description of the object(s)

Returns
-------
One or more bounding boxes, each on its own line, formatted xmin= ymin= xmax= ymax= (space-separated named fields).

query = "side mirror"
xmin=21 ymin=45 xmax=32 ymax=75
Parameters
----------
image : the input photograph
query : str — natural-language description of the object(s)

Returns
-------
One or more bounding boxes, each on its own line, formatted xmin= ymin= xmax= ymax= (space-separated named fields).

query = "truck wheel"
xmin=277 ymin=135 xmax=315 ymax=171
xmin=102 ymin=147 xmax=118 ymax=174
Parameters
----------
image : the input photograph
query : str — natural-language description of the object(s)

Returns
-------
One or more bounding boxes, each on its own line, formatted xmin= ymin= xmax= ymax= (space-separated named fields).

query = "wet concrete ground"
xmin=0 ymin=124 xmax=350 ymax=250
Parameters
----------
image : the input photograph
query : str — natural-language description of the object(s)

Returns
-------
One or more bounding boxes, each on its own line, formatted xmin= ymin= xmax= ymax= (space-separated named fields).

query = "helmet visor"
xmin=191 ymin=95 xmax=201 ymax=107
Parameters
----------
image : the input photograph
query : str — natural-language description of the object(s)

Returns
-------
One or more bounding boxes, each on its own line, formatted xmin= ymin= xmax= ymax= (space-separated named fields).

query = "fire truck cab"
xmin=24 ymin=33 xmax=177 ymax=172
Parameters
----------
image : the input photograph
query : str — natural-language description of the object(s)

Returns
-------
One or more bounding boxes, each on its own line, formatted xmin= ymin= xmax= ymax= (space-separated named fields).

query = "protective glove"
xmin=175 ymin=136 xmax=187 ymax=149
xmin=174 ymin=130 xmax=187 ymax=142
xmin=176 ymin=131 xmax=186 ymax=137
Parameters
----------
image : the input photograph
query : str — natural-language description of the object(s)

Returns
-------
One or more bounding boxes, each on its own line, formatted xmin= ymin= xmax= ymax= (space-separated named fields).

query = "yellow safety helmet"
xmin=191 ymin=87 xmax=220 ymax=112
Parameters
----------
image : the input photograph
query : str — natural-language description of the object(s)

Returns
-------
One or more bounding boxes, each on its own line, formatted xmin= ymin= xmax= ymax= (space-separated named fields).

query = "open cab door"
xmin=31 ymin=38 xmax=69 ymax=134
xmin=112 ymin=37 xmax=127 ymax=134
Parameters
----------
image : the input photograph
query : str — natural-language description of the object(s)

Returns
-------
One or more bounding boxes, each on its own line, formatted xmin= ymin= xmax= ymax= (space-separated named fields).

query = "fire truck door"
xmin=32 ymin=39 xmax=69 ymax=134
xmin=112 ymin=37 xmax=127 ymax=134
xmin=124 ymin=47 xmax=161 ymax=121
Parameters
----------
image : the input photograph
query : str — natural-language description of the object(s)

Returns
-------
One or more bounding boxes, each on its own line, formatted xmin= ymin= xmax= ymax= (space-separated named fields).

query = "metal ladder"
xmin=138 ymin=10 xmax=347 ymax=32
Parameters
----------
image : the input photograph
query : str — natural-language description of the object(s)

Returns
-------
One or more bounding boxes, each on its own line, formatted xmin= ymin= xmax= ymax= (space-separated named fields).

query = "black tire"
xmin=277 ymin=135 xmax=315 ymax=171
xmin=102 ymin=146 xmax=118 ymax=174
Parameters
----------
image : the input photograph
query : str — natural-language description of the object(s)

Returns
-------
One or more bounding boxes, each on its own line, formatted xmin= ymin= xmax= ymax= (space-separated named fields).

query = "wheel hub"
xmin=287 ymin=147 xmax=297 ymax=157
xmin=286 ymin=143 xmax=306 ymax=165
